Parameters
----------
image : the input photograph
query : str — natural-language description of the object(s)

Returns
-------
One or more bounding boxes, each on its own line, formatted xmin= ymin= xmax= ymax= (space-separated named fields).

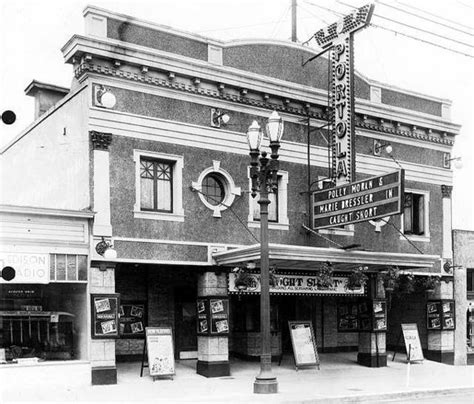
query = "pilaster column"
xmin=441 ymin=185 xmax=453 ymax=261
xmin=426 ymin=279 xmax=455 ymax=364
xmin=358 ymin=274 xmax=387 ymax=367
xmin=90 ymin=131 xmax=113 ymax=237
xmin=89 ymin=263 xmax=117 ymax=384
xmin=196 ymin=271 xmax=230 ymax=377
xmin=454 ymin=266 xmax=467 ymax=365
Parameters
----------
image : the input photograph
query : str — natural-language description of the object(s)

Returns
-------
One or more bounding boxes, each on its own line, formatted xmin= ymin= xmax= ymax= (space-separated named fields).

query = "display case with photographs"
xmin=119 ymin=301 xmax=146 ymax=338
xmin=372 ymin=300 xmax=387 ymax=332
xmin=91 ymin=294 xmax=120 ymax=339
xmin=196 ymin=297 xmax=229 ymax=335
xmin=427 ymin=300 xmax=455 ymax=330
xmin=337 ymin=302 xmax=359 ymax=332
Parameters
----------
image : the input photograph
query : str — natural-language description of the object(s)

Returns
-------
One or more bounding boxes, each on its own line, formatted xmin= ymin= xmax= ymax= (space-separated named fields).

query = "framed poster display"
xmin=196 ymin=297 xmax=229 ymax=336
xmin=145 ymin=327 xmax=175 ymax=379
xmin=119 ymin=301 xmax=146 ymax=338
xmin=401 ymin=323 xmax=424 ymax=362
xmin=91 ymin=294 xmax=120 ymax=339
xmin=196 ymin=298 xmax=209 ymax=335
xmin=372 ymin=300 xmax=387 ymax=332
xmin=210 ymin=298 xmax=229 ymax=335
xmin=337 ymin=302 xmax=359 ymax=332
xmin=288 ymin=321 xmax=320 ymax=370
xmin=427 ymin=300 xmax=455 ymax=330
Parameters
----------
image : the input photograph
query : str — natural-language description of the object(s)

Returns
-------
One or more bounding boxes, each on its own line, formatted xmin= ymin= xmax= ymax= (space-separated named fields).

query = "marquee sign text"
xmin=312 ymin=170 xmax=404 ymax=229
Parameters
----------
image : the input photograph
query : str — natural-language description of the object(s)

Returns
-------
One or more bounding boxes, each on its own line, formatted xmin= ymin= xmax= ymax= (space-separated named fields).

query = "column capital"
xmin=441 ymin=185 xmax=453 ymax=198
xmin=90 ymin=131 xmax=113 ymax=151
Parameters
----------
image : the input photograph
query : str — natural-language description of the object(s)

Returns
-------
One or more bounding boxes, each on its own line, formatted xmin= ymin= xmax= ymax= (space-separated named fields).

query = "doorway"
xmin=174 ymin=287 xmax=197 ymax=359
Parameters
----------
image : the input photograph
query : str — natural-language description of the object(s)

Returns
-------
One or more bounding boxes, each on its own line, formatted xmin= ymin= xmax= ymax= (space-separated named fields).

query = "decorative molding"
xmin=75 ymin=61 xmax=456 ymax=146
xmin=441 ymin=185 xmax=453 ymax=198
xmin=90 ymin=130 xmax=113 ymax=150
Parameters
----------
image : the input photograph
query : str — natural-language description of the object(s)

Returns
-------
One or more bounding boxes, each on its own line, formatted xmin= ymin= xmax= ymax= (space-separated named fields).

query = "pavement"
xmin=1 ymin=352 xmax=473 ymax=403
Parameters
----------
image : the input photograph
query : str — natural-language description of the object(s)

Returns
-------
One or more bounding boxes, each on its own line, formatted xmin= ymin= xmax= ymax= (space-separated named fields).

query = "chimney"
xmin=25 ymin=80 xmax=70 ymax=119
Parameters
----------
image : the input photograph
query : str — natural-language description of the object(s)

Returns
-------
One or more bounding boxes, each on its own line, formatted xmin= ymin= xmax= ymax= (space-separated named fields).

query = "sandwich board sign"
xmin=143 ymin=327 xmax=175 ymax=380
xmin=288 ymin=321 xmax=320 ymax=370
xmin=401 ymin=323 xmax=424 ymax=362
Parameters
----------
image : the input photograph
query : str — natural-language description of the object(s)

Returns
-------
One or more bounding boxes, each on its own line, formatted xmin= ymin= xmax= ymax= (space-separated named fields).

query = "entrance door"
xmin=175 ymin=287 xmax=197 ymax=359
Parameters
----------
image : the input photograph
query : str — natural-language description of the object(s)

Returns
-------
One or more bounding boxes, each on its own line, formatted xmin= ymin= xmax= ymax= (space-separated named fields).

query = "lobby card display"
xmin=288 ymin=321 xmax=320 ymax=369
xmin=145 ymin=327 xmax=175 ymax=378
xmin=91 ymin=294 xmax=120 ymax=339
xmin=401 ymin=323 xmax=424 ymax=362
xmin=427 ymin=300 xmax=455 ymax=330
xmin=372 ymin=300 xmax=387 ymax=332
xmin=426 ymin=301 xmax=442 ymax=330
xmin=210 ymin=298 xmax=229 ymax=335
xmin=196 ymin=298 xmax=209 ymax=335
xmin=119 ymin=302 xmax=146 ymax=338
xmin=337 ymin=302 xmax=359 ymax=332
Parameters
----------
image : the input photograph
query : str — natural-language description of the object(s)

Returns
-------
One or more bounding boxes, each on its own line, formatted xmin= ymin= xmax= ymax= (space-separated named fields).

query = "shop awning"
xmin=212 ymin=243 xmax=441 ymax=274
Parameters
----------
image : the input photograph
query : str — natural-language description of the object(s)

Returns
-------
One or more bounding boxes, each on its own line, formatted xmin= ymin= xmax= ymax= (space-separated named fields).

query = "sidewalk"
xmin=1 ymin=352 xmax=473 ymax=403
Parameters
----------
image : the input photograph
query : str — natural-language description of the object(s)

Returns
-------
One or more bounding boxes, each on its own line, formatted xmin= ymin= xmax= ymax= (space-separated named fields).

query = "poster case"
xmin=372 ymin=300 xmax=387 ymax=332
xmin=119 ymin=301 xmax=146 ymax=338
xmin=337 ymin=299 xmax=387 ymax=332
xmin=145 ymin=327 xmax=175 ymax=379
xmin=288 ymin=321 xmax=320 ymax=370
xmin=196 ymin=297 xmax=229 ymax=336
xmin=91 ymin=294 xmax=120 ymax=339
xmin=427 ymin=300 xmax=455 ymax=330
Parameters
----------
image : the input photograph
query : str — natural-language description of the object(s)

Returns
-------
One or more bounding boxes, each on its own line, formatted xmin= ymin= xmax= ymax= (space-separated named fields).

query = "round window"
xmin=202 ymin=174 xmax=226 ymax=206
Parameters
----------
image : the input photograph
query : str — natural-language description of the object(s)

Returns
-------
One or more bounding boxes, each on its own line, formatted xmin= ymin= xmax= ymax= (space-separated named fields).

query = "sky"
xmin=0 ymin=0 xmax=473 ymax=229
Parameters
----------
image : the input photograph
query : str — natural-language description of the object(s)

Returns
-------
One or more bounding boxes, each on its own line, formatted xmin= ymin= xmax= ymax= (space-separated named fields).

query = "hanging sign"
xmin=288 ymin=321 xmax=320 ymax=369
xmin=313 ymin=3 xmax=374 ymax=185
xmin=401 ymin=323 xmax=424 ymax=362
xmin=312 ymin=170 xmax=404 ymax=229
xmin=145 ymin=327 xmax=175 ymax=378
xmin=228 ymin=273 xmax=364 ymax=295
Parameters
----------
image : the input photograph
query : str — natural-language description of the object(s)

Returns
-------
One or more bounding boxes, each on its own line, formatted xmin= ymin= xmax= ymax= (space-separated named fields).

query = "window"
xmin=248 ymin=170 xmax=289 ymax=230
xmin=192 ymin=161 xmax=241 ymax=218
xmin=133 ymin=150 xmax=184 ymax=221
xmin=403 ymin=193 xmax=424 ymax=235
xmin=467 ymin=268 xmax=474 ymax=299
xmin=140 ymin=158 xmax=173 ymax=212
xmin=202 ymin=173 xmax=225 ymax=206
xmin=253 ymin=183 xmax=279 ymax=222
xmin=400 ymin=189 xmax=429 ymax=241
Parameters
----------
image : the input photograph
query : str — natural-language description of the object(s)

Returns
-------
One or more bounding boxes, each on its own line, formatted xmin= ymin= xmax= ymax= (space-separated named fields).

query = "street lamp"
xmin=247 ymin=110 xmax=283 ymax=394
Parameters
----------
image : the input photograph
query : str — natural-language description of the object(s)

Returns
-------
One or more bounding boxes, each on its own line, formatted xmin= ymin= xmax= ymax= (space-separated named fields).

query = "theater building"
xmin=0 ymin=5 xmax=461 ymax=383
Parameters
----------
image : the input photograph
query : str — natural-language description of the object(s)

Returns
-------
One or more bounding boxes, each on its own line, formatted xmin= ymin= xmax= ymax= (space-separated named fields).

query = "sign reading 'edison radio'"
xmin=313 ymin=170 xmax=404 ymax=229
xmin=314 ymin=4 xmax=374 ymax=185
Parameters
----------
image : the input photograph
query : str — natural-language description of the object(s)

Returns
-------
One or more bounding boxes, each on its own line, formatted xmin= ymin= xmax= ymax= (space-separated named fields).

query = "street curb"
xmin=293 ymin=386 xmax=474 ymax=403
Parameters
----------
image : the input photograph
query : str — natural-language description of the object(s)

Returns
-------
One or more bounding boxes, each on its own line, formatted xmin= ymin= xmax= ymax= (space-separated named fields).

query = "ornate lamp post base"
xmin=254 ymin=361 xmax=278 ymax=393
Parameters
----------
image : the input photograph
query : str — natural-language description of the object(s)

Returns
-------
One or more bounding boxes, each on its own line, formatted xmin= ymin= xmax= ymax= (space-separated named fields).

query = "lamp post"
xmin=246 ymin=110 xmax=283 ymax=394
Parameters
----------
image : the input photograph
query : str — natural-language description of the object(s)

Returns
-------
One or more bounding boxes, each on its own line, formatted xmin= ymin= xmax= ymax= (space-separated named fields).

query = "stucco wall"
xmin=0 ymin=88 xmax=90 ymax=210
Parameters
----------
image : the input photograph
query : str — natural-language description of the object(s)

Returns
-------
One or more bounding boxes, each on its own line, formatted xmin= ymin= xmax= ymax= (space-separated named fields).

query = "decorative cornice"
xmin=441 ymin=185 xmax=453 ymax=198
xmin=77 ymin=62 xmax=455 ymax=147
xmin=90 ymin=130 xmax=113 ymax=150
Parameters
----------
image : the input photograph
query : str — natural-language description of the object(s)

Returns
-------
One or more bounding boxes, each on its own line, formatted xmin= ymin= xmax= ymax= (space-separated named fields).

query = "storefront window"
xmin=0 ymin=283 xmax=87 ymax=363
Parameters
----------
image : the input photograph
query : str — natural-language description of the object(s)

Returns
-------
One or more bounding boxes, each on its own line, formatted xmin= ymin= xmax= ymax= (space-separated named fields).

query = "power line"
xmin=373 ymin=10 xmax=474 ymax=48
xmin=271 ymin=4 xmax=292 ymax=39
xmin=337 ymin=0 xmax=474 ymax=48
xmin=379 ymin=0 xmax=474 ymax=36
xmin=397 ymin=0 xmax=474 ymax=31
xmin=371 ymin=23 xmax=473 ymax=58
xmin=303 ymin=1 xmax=473 ymax=58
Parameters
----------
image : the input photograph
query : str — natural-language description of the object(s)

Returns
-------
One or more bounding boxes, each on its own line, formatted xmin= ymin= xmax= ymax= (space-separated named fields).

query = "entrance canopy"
xmin=213 ymin=244 xmax=441 ymax=274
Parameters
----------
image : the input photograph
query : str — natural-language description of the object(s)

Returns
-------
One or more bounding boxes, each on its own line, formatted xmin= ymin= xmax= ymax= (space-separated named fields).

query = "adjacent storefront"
xmin=0 ymin=206 xmax=92 ymax=382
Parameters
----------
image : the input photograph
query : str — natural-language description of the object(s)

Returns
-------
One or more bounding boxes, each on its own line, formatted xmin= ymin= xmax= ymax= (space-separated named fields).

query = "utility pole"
xmin=291 ymin=0 xmax=297 ymax=42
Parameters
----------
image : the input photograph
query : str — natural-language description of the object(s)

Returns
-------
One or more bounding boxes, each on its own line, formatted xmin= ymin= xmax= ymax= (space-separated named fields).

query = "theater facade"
xmin=0 ymin=5 xmax=461 ymax=384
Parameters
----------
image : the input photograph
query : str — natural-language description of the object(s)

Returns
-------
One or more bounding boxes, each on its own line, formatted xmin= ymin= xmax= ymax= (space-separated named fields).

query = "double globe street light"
xmin=246 ymin=110 xmax=284 ymax=394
